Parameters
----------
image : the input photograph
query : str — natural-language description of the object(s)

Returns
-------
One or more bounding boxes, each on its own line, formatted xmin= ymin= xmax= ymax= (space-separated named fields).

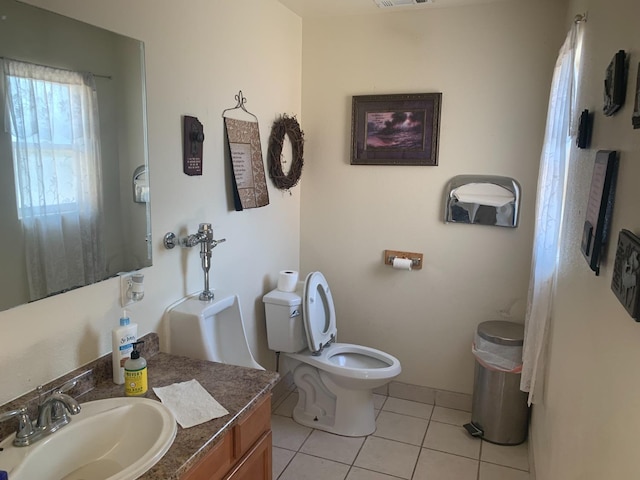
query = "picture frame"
xmin=581 ymin=150 xmax=619 ymax=276
xmin=603 ymin=50 xmax=627 ymax=117
xmin=632 ymin=62 xmax=640 ymax=129
xmin=351 ymin=93 xmax=441 ymax=166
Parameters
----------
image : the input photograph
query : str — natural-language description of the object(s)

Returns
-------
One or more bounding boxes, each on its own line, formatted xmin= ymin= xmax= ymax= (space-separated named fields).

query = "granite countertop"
xmin=0 ymin=333 xmax=280 ymax=480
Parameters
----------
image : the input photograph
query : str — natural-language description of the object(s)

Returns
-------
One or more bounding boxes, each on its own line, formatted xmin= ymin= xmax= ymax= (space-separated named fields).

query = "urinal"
xmin=166 ymin=292 xmax=263 ymax=370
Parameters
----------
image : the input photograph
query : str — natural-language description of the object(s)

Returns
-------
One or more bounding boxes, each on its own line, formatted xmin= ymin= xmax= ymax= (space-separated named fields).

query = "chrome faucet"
xmin=163 ymin=223 xmax=226 ymax=301
xmin=0 ymin=381 xmax=80 ymax=447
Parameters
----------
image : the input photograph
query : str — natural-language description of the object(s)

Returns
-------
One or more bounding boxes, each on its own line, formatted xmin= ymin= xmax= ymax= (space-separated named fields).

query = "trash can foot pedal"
xmin=463 ymin=422 xmax=484 ymax=438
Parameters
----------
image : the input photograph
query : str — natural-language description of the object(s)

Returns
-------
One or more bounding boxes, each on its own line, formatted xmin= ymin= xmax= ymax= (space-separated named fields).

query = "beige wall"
xmin=531 ymin=0 xmax=640 ymax=478
xmin=299 ymin=1 xmax=566 ymax=394
xmin=0 ymin=0 xmax=302 ymax=405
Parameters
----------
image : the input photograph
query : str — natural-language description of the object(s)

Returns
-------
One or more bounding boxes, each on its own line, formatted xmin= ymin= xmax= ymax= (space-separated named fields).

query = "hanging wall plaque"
xmin=183 ymin=115 xmax=204 ymax=176
xmin=224 ymin=117 xmax=269 ymax=210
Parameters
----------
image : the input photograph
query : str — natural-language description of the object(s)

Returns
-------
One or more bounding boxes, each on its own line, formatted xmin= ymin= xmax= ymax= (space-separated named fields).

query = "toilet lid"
xmin=303 ymin=272 xmax=337 ymax=353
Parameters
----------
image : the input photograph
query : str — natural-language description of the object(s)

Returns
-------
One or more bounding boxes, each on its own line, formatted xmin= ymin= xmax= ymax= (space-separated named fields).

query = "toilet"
xmin=166 ymin=292 xmax=264 ymax=370
xmin=263 ymin=271 xmax=401 ymax=436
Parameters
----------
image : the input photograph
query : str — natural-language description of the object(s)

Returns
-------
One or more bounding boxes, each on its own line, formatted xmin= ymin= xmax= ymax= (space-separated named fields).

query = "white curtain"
xmin=3 ymin=59 xmax=105 ymax=300
xmin=520 ymin=24 xmax=581 ymax=405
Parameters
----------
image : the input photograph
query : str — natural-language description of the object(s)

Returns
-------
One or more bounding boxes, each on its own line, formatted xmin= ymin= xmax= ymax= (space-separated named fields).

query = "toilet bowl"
xmin=263 ymin=272 xmax=401 ymax=436
xmin=166 ymin=292 xmax=263 ymax=370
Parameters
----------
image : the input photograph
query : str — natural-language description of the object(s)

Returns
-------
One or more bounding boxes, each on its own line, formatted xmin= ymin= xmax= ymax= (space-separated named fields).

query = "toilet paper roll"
xmin=277 ymin=270 xmax=299 ymax=292
xmin=392 ymin=258 xmax=413 ymax=271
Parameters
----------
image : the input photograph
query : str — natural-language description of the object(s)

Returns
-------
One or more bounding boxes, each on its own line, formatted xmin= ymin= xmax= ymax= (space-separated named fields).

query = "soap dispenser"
xmin=124 ymin=341 xmax=148 ymax=396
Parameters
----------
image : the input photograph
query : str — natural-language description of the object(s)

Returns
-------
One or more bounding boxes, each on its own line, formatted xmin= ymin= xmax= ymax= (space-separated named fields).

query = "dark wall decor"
xmin=603 ymin=50 xmax=627 ymax=117
xmin=576 ymin=109 xmax=593 ymax=149
xmin=183 ymin=116 xmax=204 ymax=176
xmin=351 ymin=93 xmax=441 ymax=166
xmin=632 ymin=62 xmax=640 ymax=129
xmin=611 ymin=229 xmax=640 ymax=320
xmin=581 ymin=150 xmax=619 ymax=276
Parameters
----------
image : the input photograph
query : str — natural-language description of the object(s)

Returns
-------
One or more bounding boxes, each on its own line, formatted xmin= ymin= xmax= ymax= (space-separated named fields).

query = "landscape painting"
xmin=351 ymin=93 xmax=441 ymax=166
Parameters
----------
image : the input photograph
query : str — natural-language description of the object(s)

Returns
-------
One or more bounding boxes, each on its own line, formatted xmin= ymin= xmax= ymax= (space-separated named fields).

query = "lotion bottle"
xmin=125 ymin=341 xmax=148 ymax=396
xmin=112 ymin=310 xmax=138 ymax=384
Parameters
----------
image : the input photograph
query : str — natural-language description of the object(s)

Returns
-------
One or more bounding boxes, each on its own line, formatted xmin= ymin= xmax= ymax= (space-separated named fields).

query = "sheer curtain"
xmin=520 ymin=23 xmax=582 ymax=405
xmin=3 ymin=59 xmax=105 ymax=300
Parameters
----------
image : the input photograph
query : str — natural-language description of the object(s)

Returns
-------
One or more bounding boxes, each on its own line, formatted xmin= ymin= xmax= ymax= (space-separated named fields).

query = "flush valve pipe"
xmin=163 ymin=223 xmax=226 ymax=301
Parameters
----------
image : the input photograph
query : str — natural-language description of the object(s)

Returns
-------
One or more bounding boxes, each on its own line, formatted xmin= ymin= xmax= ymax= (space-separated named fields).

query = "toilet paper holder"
xmin=384 ymin=250 xmax=423 ymax=269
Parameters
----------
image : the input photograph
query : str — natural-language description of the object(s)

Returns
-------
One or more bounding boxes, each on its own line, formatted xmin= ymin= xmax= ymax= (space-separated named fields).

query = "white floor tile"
xmin=274 ymin=391 xmax=298 ymax=417
xmin=354 ymin=436 xmax=420 ymax=479
xmin=300 ymin=429 xmax=365 ymax=464
xmin=423 ymin=421 xmax=481 ymax=459
xmin=431 ymin=406 xmax=471 ymax=426
xmin=481 ymin=441 xmax=530 ymax=471
xmin=271 ymin=415 xmax=312 ymax=451
xmin=273 ymin=446 xmax=295 ymax=479
xmin=373 ymin=410 xmax=428 ymax=445
xmin=279 ymin=452 xmax=350 ymax=480
xmin=346 ymin=467 xmax=402 ymax=480
xmin=413 ymin=448 xmax=478 ymax=480
xmin=382 ymin=397 xmax=433 ymax=419
xmin=479 ymin=462 xmax=530 ymax=480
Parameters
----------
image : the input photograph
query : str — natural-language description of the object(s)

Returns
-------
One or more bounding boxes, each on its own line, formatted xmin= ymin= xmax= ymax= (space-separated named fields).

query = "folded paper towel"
xmin=153 ymin=379 xmax=229 ymax=428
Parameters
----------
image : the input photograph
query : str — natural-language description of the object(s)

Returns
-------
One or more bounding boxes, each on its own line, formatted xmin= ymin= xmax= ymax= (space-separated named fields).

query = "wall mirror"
xmin=0 ymin=0 xmax=151 ymax=312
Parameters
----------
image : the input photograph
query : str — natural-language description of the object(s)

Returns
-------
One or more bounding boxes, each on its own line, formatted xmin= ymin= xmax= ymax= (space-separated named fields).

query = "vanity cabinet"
xmin=182 ymin=395 xmax=272 ymax=480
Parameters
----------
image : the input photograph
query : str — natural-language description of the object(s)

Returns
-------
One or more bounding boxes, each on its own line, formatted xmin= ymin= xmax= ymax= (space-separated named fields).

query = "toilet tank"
xmin=262 ymin=287 xmax=307 ymax=353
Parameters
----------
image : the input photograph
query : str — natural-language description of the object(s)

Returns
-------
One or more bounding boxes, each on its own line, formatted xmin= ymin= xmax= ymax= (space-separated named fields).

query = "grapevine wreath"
xmin=267 ymin=114 xmax=304 ymax=191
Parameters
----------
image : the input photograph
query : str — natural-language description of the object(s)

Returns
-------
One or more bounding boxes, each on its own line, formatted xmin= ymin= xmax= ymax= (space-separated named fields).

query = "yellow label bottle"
xmin=124 ymin=341 xmax=148 ymax=396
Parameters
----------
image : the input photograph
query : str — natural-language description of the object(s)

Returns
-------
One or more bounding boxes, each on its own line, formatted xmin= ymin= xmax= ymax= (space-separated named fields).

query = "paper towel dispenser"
xmin=444 ymin=175 xmax=520 ymax=228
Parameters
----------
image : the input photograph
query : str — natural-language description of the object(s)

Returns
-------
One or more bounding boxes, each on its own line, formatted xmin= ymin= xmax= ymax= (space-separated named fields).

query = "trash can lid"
xmin=477 ymin=321 xmax=524 ymax=346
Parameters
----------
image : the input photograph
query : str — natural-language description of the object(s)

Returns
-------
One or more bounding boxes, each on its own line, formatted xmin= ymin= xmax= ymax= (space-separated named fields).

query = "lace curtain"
xmin=3 ymin=59 xmax=105 ymax=300
xmin=520 ymin=24 xmax=582 ymax=405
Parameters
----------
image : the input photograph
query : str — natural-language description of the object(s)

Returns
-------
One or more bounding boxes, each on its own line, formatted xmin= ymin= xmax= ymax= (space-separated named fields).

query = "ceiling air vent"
xmin=374 ymin=0 xmax=433 ymax=8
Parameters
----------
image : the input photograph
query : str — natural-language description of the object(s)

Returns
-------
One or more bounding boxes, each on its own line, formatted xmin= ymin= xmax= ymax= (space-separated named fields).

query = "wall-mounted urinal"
xmin=166 ymin=292 xmax=263 ymax=370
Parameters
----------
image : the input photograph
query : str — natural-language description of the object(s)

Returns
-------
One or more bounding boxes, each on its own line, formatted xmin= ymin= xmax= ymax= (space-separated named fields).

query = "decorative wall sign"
xmin=611 ymin=229 xmax=640 ymax=320
xmin=183 ymin=116 xmax=204 ymax=176
xmin=632 ymin=62 xmax=640 ymax=129
xmin=351 ymin=93 xmax=441 ymax=166
xmin=224 ymin=117 xmax=269 ymax=210
xmin=581 ymin=150 xmax=619 ymax=275
xmin=603 ymin=50 xmax=627 ymax=117
xmin=576 ymin=109 xmax=592 ymax=149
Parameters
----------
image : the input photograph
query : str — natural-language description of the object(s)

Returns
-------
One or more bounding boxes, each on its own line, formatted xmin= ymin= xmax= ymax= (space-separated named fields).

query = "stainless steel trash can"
xmin=464 ymin=321 xmax=529 ymax=445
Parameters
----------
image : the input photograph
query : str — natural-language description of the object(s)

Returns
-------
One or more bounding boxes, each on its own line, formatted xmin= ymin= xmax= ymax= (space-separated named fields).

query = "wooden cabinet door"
xmin=181 ymin=431 xmax=234 ymax=480
xmin=225 ymin=431 xmax=272 ymax=480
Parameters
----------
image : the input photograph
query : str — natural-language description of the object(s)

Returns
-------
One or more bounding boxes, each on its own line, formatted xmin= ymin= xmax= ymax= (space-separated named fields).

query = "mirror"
xmin=0 ymin=0 xmax=151 ymax=311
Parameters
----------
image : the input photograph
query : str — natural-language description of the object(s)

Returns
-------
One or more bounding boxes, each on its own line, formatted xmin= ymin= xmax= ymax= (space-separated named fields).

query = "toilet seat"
xmin=286 ymin=342 xmax=401 ymax=381
xmin=303 ymin=272 xmax=337 ymax=353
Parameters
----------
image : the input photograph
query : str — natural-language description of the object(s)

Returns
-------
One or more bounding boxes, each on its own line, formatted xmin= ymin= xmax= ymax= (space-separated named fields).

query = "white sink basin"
xmin=0 ymin=397 xmax=177 ymax=480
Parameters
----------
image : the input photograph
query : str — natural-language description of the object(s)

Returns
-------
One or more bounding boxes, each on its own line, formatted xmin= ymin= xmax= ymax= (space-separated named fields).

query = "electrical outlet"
xmin=120 ymin=272 xmax=135 ymax=307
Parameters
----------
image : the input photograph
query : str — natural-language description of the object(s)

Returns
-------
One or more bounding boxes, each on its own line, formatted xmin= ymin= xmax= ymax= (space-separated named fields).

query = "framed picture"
xmin=603 ymin=50 xmax=627 ymax=117
xmin=632 ymin=62 xmax=640 ymax=129
xmin=351 ymin=93 xmax=441 ymax=166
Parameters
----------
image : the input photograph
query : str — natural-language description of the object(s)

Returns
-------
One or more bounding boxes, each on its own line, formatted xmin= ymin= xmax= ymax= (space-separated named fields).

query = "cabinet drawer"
xmin=182 ymin=430 xmax=234 ymax=480
xmin=233 ymin=395 xmax=271 ymax=459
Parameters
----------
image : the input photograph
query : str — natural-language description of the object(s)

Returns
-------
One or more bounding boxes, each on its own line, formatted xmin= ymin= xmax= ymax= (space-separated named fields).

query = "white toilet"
xmin=166 ymin=292 xmax=263 ymax=370
xmin=263 ymin=271 xmax=401 ymax=436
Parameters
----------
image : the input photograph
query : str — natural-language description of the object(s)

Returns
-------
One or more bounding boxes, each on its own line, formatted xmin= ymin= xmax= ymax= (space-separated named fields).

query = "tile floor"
xmin=271 ymin=390 xmax=530 ymax=480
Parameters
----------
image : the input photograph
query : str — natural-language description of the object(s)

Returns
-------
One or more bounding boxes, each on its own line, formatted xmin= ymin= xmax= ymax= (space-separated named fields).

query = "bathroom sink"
xmin=0 ymin=397 xmax=177 ymax=480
